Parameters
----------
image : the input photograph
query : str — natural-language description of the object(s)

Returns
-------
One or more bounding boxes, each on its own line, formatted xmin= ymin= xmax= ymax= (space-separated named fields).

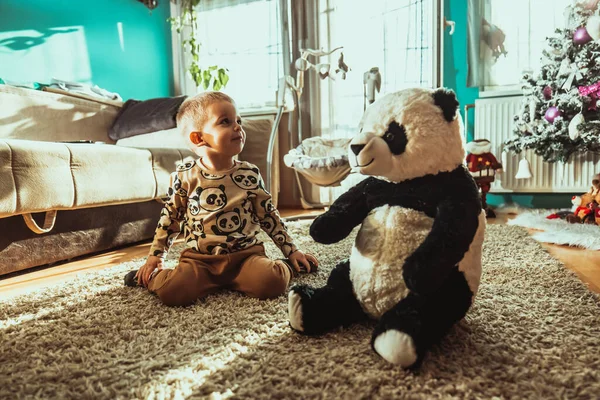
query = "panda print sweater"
xmin=149 ymin=158 xmax=298 ymax=258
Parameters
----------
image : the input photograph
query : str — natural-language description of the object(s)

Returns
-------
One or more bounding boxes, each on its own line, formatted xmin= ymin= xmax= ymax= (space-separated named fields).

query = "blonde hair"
xmin=176 ymin=91 xmax=235 ymax=134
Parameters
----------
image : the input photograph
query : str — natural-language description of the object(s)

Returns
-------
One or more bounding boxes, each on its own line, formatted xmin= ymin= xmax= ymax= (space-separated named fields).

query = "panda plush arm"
xmin=310 ymin=178 xmax=372 ymax=244
xmin=402 ymin=185 xmax=481 ymax=295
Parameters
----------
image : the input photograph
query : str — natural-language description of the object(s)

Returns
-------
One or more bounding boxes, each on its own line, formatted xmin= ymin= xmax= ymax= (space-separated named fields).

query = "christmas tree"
xmin=505 ymin=0 xmax=600 ymax=163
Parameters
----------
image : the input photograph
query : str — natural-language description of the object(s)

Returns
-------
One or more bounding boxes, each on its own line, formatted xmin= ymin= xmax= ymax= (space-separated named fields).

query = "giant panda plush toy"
xmin=288 ymin=87 xmax=485 ymax=368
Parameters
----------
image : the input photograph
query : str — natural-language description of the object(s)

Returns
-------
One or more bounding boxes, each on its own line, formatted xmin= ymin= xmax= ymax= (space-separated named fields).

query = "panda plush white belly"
xmin=350 ymin=206 xmax=433 ymax=318
xmin=351 ymin=205 xmax=485 ymax=319
xmin=287 ymin=87 xmax=485 ymax=368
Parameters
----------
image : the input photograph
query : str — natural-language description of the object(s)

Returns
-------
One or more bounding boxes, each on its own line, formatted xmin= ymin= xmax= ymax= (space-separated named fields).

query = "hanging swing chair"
xmin=283 ymin=136 xmax=352 ymax=187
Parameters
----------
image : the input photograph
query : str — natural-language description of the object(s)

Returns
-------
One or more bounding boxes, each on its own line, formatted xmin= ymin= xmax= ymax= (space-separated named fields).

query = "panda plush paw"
xmin=373 ymin=330 xmax=418 ymax=368
xmin=288 ymin=285 xmax=315 ymax=333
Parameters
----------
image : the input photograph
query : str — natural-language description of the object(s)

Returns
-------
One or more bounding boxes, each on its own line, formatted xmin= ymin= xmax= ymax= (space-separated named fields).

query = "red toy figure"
xmin=465 ymin=139 xmax=503 ymax=218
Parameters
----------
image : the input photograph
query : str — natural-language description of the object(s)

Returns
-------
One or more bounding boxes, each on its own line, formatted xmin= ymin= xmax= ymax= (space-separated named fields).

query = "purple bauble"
xmin=543 ymin=86 xmax=552 ymax=100
xmin=574 ymin=26 xmax=593 ymax=44
xmin=545 ymin=106 xmax=562 ymax=123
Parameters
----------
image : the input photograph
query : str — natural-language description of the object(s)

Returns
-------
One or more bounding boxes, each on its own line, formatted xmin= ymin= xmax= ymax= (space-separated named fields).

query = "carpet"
xmin=1 ymin=222 xmax=599 ymax=400
xmin=508 ymin=210 xmax=600 ymax=250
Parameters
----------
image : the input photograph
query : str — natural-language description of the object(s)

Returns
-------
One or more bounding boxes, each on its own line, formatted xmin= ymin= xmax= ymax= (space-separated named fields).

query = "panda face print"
xmin=231 ymin=167 xmax=260 ymax=190
xmin=201 ymin=170 xmax=226 ymax=180
xmin=211 ymin=208 xmax=247 ymax=238
xmin=173 ymin=175 xmax=188 ymax=198
xmin=260 ymin=198 xmax=275 ymax=214
xmin=188 ymin=198 xmax=201 ymax=216
xmin=260 ymin=215 xmax=276 ymax=234
xmin=348 ymin=88 xmax=464 ymax=183
xmin=272 ymin=231 xmax=289 ymax=247
xmin=197 ymin=185 xmax=227 ymax=211
xmin=176 ymin=160 xmax=195 ymax=172
xmin=191 ymin=220 xmax=206 ymax=238
xmin=215 ymin=210 xmax=241 ymax=233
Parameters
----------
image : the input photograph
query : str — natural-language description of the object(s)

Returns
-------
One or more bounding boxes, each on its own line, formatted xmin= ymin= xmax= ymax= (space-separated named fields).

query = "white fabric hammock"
xmin=284 ymin=137 xmax=352 ymax=187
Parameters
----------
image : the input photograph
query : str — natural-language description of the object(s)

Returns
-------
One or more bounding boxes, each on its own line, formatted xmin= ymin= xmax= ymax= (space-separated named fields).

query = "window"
xmin=478 ymin=0 xmax=571 ymax=92
xmin=319 ymin=0 xmax=438 ymax=139
xmin=179 ymin=0 xmax=284 ymax=111
xmin=316 ymin=0 xmax=439 ymax=204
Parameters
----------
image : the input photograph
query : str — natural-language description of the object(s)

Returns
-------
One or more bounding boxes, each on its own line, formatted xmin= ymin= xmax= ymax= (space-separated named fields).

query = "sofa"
xmin=0 ymin=84 xmax=279 ymax=277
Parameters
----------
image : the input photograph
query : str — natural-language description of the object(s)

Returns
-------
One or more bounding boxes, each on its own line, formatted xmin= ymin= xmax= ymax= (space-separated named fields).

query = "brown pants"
xmin=147 ymin=244 xmax=292 ymax=307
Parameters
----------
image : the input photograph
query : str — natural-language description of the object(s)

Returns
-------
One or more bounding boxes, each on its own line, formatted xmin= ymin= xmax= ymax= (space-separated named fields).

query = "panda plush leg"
xmin=371 ymin=267 xmax=473 ymax=368
xmin=288 ymin=259 xmax=368 ymax=335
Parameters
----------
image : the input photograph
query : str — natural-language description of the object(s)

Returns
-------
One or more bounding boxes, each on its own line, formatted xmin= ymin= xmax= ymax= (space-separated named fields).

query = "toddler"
xmin=124 ymin=91 xmax=318 ymax=306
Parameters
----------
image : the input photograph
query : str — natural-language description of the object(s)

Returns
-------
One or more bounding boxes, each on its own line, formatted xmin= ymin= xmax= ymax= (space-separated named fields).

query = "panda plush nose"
xmin=350 ymin=144 xmax=365 ymax=156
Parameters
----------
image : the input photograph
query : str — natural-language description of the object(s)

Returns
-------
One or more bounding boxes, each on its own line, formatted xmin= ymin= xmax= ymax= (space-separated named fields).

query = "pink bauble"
xmin=574 ymin=27 xmax=593 ymax=44
xmin=545 ymin=106 xmax=561 ymax=123
xmin=542 ymin=86 xmax=552 ymax=100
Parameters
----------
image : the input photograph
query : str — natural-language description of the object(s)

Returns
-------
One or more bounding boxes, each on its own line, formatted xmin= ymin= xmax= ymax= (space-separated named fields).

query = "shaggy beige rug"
xmin=1 ymin=222 xmax=599 ymax=400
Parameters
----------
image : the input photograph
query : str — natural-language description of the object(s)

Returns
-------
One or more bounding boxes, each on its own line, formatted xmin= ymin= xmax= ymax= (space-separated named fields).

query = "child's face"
xmin=198 ymin=101 xmax=246 ymax=157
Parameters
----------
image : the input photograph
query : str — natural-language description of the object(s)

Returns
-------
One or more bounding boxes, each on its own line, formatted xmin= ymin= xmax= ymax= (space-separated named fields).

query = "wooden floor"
xmin=1 ymin=209 xmax=599 ymax=300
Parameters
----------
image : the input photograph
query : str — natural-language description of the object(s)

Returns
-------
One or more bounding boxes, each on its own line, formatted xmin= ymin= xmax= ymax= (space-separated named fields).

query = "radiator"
xmin=473 ymin=96 xmax=600 ymax=193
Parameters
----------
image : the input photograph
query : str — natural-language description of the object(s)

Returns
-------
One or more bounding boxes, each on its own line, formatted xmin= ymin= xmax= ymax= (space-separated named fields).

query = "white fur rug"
xmin=507 ymin=210 xmax=600 ymax=250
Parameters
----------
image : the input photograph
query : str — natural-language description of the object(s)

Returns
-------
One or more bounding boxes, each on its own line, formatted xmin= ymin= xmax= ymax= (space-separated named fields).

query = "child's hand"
xmin=289 ymin=251 xmax=319 ymax=273
xmin=136 ymin=255 xmax=164 ymax=287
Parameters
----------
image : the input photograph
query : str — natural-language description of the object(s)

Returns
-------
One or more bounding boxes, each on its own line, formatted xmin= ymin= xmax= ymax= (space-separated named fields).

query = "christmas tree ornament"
xmin=568 ymin=112 xmax=585 ymax=140
xmin=578 ymin=81 xmax=600 ymax=110
xmin=529 ymin=100 xmax=537 ymax=121
xmin=515 ymin=158 xmax=533 ymax=179
xmin=545 ymin=106 xmax=562 ymax=122
xmin=586 ymin=15 xmax=600 ymax=40
xmin=543 ymin=86 xmax=553 ymax=100
xmin=559 ymin=61 xmax=588 ymax=90
xmin=573 ymin=26 xmax=593 ymax=44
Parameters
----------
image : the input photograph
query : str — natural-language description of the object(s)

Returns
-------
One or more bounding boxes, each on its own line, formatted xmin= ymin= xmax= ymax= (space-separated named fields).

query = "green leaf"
xmin=208 ymin=65 xmax=218 ymax=71
xmin=218 ymin=69 xmax=229 ymax=87
xmin=213 ymin=80 xmax=222 ymax=91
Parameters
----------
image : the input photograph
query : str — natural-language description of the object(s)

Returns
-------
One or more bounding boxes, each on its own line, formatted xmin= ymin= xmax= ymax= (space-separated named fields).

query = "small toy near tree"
xmin=505 ymin=0 xmax=600 ymax=163
xmin=466 ymin=139 xmax=503 ymax=218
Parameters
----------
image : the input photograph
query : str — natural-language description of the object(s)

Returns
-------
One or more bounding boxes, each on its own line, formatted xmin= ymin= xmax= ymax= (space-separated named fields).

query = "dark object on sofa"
xmin=109 ymin=95 xmax=187 ymax=140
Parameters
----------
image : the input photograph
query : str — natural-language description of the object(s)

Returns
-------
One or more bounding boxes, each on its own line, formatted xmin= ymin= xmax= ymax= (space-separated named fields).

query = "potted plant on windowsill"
xmin=168 ymin=0 xmax=229 ymax=91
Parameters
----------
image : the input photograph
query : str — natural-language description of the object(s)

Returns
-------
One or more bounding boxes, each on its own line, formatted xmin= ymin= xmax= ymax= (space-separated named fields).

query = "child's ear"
xmin=189 ymin=131 xmax=207 ymax=146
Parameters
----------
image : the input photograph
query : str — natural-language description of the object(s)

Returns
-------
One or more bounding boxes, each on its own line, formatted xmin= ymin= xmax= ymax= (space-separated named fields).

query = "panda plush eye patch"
xmin=382 ymin=121 xmax=408 ymax=155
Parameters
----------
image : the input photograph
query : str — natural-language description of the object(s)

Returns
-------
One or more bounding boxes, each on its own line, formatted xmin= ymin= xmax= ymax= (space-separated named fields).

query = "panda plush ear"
xmin=432 ymin=88 xmax=459 ymax=122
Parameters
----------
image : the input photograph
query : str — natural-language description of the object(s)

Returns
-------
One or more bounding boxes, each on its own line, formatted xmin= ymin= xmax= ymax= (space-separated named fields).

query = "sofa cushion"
xmin=0 ymin=139 xmax=195 ymax=218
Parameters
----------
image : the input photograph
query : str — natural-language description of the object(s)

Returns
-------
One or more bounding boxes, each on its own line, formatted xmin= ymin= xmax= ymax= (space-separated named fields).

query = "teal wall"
xmin=444 ymin=0 xmax=572 ymax=209
xmin=0 ymin=0 xmax=174 ymax=100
